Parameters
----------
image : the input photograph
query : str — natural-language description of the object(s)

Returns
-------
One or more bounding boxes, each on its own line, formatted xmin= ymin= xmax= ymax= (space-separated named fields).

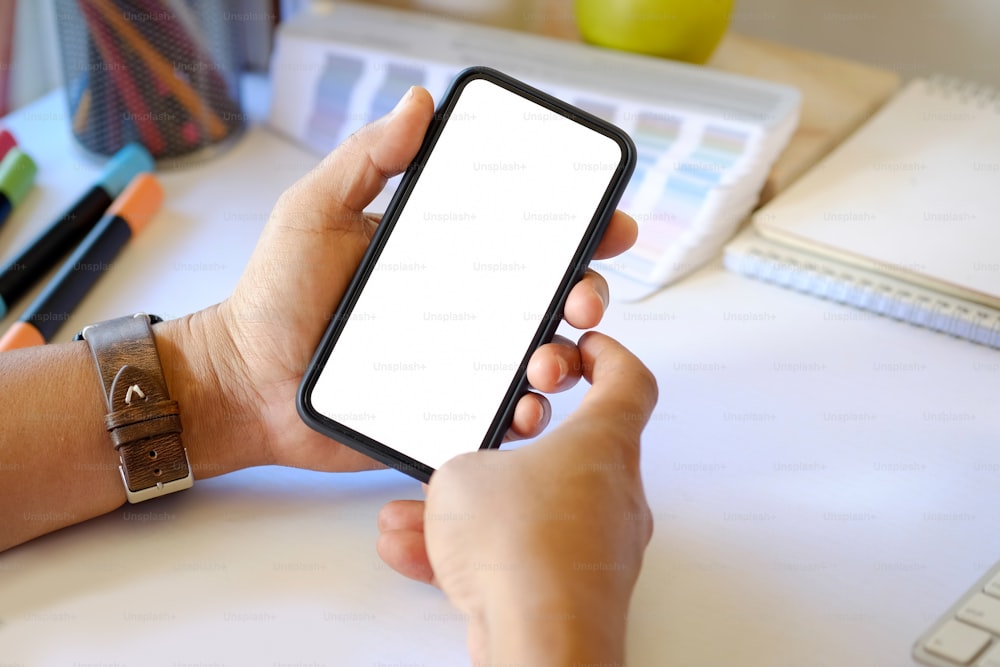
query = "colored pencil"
xmin=88 ymin=0 xmax=228 ymax=141
xmin=78 ymin=1 xmax=168 ymax=154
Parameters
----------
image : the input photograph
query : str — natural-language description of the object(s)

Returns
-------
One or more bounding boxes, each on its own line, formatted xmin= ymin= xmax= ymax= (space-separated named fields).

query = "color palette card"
xmin=269 ymin=2 xmax=800 ymax=299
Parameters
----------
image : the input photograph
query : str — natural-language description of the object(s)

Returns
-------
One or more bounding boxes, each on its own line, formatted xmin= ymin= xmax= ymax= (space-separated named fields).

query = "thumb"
xmin=286 ymin=86 xmax=435 ymax=220
xmin=571 ymin=332 xmax=659 ymax=440
xmin=229 ymin=87 xmax=435 ymax=335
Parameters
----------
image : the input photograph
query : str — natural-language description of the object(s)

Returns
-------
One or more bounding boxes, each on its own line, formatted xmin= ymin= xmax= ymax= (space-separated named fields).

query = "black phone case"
xmin=297 ymin=66 xmax=637 ymax=482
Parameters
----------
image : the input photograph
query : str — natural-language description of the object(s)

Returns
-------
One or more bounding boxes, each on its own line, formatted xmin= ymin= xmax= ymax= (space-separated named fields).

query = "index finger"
xmin=591 ymin=210 xmax=638 ymax=260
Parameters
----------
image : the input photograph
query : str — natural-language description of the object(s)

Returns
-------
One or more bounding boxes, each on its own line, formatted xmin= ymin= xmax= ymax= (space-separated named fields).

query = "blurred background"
xmin=1 ymin=0 xmax=997 ymax=115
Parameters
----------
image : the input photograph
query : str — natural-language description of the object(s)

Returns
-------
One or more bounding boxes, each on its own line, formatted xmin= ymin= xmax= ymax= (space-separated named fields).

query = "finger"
xmin=359 ymin=211 xmax=383 ymax=239
xmin=505 ymin=391 xmax=551 ymax=441
xmin=562 ymin=270 xmax=609 ymax=330
xmin=285 ymin=86 xmax=435 ymax=222
xmin=377 ymin=500 xmax=425 ymax=533
xmin=526 ymin=336 xmax=582 ymax=393
xmin=576 ymin=331 xmax=658 ymax=436
xmin=230 ymin=88 xmax=435 ymax=349
xmin=591 ymin=210 xmax=638 ymax=260
xmin=376 ymin=530 xmax=435 ymax=585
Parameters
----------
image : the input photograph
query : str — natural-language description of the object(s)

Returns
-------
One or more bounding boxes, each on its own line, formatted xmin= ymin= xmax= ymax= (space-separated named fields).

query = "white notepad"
xmin=726 ymin=77 xmax=1000 ymax=347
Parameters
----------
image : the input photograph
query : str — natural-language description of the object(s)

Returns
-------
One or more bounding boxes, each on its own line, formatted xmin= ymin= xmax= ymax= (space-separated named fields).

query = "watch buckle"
xmin=119 ymin=448 xmax=194 ymax=503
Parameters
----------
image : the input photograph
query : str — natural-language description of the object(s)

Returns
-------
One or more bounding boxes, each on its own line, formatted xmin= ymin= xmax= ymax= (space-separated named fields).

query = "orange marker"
xmin=0 ymin=173 xmax=164 ymax=352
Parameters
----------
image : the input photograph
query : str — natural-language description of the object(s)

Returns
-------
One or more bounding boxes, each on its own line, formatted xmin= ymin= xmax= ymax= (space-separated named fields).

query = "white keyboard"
xmin=915 ymin=562 xmax=1000 ymax=666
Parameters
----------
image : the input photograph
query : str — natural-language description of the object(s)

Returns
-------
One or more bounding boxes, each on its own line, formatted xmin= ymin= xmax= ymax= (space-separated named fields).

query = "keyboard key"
xmin=983 ymin=572 xmax=1000 ymax=600
xmin=978 ymin=641 xmax=1000 ymax=667
xmin=924 ymin=619 xmax=991 ymax=664
xmin=959 ymin=594 xmax=1000 ymax=634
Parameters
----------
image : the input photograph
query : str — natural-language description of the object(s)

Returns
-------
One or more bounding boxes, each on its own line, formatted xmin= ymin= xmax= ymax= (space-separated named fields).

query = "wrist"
xmin=483 ymin=574 xmax=628 ymax=666
xmin=155 ymin=308 xmax=268 ymax=479
xmin=479 ymin=546 xmax=630 ymax=665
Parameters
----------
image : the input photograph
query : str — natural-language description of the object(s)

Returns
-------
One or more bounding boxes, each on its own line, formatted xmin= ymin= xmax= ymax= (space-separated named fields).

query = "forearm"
xmin=0 ymin=308 xmax=264 ymax=551
xmin=484 ymin=575 xmax=629 ymax=666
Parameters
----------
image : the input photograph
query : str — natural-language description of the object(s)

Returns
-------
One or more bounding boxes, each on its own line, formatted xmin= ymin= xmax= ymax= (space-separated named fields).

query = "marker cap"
xmin=0 ymin=129 xmax=16 ymax=162
xmin=108 ymin=173 xmax=164 ymax=236
xmin=0 ymin=321 xmax=45 ymax=352
xmin=97 ymin=143 xmax=155 ymax=197
xmin=0 ymin=147 xmax=38 ymax=206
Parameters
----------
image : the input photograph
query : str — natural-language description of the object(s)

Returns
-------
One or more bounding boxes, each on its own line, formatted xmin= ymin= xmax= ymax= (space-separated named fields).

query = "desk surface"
xmin=2 ymin=79 xmax=996 ymax=667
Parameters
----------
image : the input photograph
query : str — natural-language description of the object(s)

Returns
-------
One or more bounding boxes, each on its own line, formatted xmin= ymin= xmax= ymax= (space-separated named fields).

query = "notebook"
xmin=267 ymin=1 xmax=801 ymax=300
xmin=724 ymin=77 xmax=1000 ymax=348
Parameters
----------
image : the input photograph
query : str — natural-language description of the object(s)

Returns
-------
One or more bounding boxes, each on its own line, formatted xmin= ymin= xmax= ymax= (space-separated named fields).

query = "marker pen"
xmin=0 ymin=142 xmax=154 ymax=317
xmin=0 ymin=147 xmax=37 ymax=230
xmin=0 ymin=173 xmax=164 ymax=352
xmin=0 ymin=129 xmax=17 ymax=162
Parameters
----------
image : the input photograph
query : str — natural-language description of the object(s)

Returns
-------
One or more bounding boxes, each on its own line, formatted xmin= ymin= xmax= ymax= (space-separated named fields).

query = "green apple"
xmin=574 ymin=0 xmax=734 ymax=64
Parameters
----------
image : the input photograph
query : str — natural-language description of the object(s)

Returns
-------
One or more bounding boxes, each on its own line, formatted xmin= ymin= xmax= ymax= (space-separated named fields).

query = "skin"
xmin=0 ymin=86 xmax=658 ymax=665
xmin=378 ymin=331 xmax=657 ymax=665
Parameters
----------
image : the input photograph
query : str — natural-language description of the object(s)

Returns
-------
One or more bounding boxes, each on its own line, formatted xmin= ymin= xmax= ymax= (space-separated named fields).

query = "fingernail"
xmin=597 ymin=285 xmax=609 ymax=311
xmin=556 ymin=356 xmax=568 ymax=384
xmin=390 ymin=87 xmax=415 ymax=116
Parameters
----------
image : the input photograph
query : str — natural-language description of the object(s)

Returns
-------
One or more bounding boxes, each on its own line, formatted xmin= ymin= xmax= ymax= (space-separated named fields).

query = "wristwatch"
xmin=77 ymin=313 xmax=193 ymax=502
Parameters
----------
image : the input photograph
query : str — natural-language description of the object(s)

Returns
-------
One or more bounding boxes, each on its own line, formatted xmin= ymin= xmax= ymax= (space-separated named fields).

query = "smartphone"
xmin=297 ymin=67 xmax=636 ymax=481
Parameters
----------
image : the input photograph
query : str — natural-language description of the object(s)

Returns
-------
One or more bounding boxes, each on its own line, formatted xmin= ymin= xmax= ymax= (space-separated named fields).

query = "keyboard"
xmin=914 ymin=562 xmax=1000 ymax=666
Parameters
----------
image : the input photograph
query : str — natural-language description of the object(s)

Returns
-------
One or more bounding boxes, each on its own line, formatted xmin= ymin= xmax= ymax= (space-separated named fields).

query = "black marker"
xmin=0 ymin=173 xmax=163 ymax=351
xmin=0 ymin=142 xmax=154 ymax=317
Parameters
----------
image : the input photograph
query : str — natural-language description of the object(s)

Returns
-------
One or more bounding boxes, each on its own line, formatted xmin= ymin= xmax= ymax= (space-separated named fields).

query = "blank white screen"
xmin=310 ymin=77 xmax=625 ymax=470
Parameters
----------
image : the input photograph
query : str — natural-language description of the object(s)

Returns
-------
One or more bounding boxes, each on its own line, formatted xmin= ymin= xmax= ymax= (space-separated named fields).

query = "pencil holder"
xmin=54 ymin=0 xmax=246 ymax=164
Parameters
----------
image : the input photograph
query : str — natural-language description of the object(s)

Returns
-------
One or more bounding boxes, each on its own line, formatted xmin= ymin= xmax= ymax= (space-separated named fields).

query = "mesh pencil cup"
xmin=54 ymin=0 xmax=246 ymax=165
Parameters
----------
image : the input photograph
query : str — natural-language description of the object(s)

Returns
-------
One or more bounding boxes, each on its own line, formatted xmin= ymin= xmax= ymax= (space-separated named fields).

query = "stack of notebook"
xmin=267 ymin=1 xmax=801 ymax=299
xmin=725 ymin=77 xmax=1000 ymax=349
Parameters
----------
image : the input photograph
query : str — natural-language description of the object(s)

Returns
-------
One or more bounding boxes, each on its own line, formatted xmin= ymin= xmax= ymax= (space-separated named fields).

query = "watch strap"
xmin=80 ymin=313 xmax=193 ymax=502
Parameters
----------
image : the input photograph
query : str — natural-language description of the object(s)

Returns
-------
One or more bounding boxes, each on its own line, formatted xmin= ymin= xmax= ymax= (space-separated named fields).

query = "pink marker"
xmin=0 ymin=129 xmax=17 ymax=161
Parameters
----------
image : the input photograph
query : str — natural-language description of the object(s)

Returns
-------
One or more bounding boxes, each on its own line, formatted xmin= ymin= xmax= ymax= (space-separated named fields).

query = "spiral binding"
xmin=724 ymin=235 xmax=1000 ymax=350
xmin=926 ymin=75 xmax=1000 ymax=110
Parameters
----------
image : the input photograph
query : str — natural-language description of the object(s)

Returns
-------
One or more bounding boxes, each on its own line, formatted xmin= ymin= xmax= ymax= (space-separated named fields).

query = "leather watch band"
xmin=79 ymin=313 xmax=193 ymax=502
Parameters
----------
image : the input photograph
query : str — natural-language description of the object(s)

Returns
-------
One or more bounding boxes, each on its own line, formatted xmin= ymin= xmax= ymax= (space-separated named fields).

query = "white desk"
xmin=2 ymin=80 xmax=999 ymax=667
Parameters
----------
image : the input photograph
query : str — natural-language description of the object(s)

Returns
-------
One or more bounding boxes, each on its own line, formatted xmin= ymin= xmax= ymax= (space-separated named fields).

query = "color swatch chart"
xmin=269 ymin=4 xmax=799 ymax=297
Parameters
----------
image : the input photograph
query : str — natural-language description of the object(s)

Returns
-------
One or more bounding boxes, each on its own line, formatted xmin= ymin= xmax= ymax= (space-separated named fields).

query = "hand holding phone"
xmin=298 ymin=67 xmax=636 ymax=481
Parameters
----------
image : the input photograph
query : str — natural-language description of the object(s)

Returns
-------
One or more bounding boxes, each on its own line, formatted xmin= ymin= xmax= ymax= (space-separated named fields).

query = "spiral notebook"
xmin=724 ymin=77 xmax=1000 ymax=348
